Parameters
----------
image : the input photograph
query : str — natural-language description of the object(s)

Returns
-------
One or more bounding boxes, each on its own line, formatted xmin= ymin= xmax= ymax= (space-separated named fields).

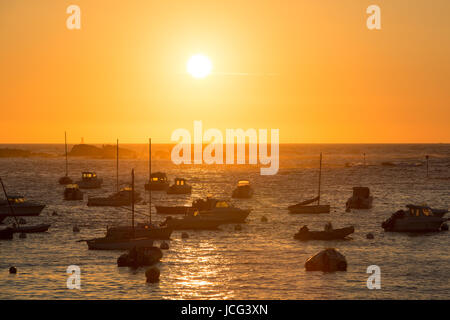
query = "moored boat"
xmin=145 ymin=172 xmax=169 ymax=191
xmin=382 ymin=204 xmax=448 ymax=232
xmin=166 ymin=178 xmax=192 ymax=194
xmin=11 ymin=223 xmax=51 ymax=233
xmin=294 ymin=225 xmax=354 ymax=241
xmin=346 ymin=187 xmax=373 ymax=210
xmin=193 ymin=197 xmax=251 ymax=223
xmin=288 ymin=198 xmax=331 ymax=214
xmin=106 ymin=223 xmax=172 ymax=240
xmin=87 ymin=237 xmax=155 ymax=250
xmin=288 ymin=153 xmax=331 ymax=214
xmin=64 ymin=184 xmax=84 ymax=200
xmin=161 ymin=215 xmax=222 ymax=230
xmin=87 ymin=188 xmax=141 ymax=207
xmin=0 ymin=195 xmax=45 ymax=217
xmin=76 ymin=172 xmax=103 ymax=189
xmin=232 ymin=180 xmax=254 ymax=199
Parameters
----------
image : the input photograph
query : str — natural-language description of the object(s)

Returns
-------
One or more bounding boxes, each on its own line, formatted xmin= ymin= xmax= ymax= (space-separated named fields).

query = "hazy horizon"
xmin=1 ymin=0 xmax=450 ymax=144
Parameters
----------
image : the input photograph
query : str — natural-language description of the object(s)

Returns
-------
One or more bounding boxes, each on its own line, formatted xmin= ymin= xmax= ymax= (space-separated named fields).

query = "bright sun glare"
xmin=187 ymin=54 xmax=212 ymax=78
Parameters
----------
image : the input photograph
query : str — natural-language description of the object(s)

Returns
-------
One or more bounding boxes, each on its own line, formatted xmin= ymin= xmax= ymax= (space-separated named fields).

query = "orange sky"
xmin=1 ymin=0 xmax=449 ymax=144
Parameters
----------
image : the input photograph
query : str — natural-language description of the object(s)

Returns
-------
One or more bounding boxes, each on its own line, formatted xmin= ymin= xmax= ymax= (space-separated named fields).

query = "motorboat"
xmin=161 ymin=215 xmax=222 ymax=230
xmin=232 ymin=180 xmax=254 ymax=199
xmin=145 ymin=172 xmax=169 ymax=191
xmin=288 ymin=153 xmax=331 ymax=214
xmin=192 ymin=197 xmax=251 ymax=223
xmin=382 ymin=204 xmax=449 ymax=232
xmin=64 ymin=184 xmax=84 ymax=200
xmin=346 ymin=187 xmax=373 ymax=210
xmin=0 ymin=195 xmax=46 ymax=217
xmin=87 ymin=188 xmax=141 ymax=207
xmin=76 ymin=172 xmax=103 ymax=189
xmin=294 ymin=225 xmax=354 ymax=241
xmin=166 ymin=178 xmax=192 ymax=194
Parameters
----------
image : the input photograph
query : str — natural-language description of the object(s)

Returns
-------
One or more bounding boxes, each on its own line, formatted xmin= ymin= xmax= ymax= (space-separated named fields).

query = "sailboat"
xmin=106 ymin=139 xmax=172 ymax=239
xmin=87 ymin=139 xmax=141 ymax=206
xmin=86 ymin=169 xmax=158 ymax=250
xmin=58 ymin=132 xmax=73 ymax=185
xmin=288 ymin=153 xmax=331 ymax=214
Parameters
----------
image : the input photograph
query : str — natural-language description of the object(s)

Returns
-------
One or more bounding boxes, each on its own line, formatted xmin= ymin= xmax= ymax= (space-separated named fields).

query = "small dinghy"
xmin=294 ymin=224 xmax=354 ymax=241
xmin=11 ymin=223 xmax=50 ymax=233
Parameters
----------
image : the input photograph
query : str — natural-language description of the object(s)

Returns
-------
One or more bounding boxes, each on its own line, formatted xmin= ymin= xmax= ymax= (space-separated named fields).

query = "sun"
xmin=187 ymin=54 xmax=212 ymax=78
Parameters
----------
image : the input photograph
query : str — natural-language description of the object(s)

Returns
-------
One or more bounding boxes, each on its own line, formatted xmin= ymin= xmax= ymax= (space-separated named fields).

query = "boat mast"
xmin=149 ymin=138 xmax=152 ymax=225
xmin=116 ymin=139 xmax=119 ymax=193
xmin=131 ymin=169 xmax=135 ymax=238
xmin=318 ymin=152 xmax=322 ymax=205
xmin=64 ymin=131 xmax=68 ymax=177
xmin=0 ymin=178 xmax=19 ymax=226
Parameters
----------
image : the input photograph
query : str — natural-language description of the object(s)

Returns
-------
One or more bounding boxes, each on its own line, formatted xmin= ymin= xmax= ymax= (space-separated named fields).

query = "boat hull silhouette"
xmin=294 ymin=226 xmax=354 ymax=241
xmin=288 ymin=204 xmax=330 ymax=214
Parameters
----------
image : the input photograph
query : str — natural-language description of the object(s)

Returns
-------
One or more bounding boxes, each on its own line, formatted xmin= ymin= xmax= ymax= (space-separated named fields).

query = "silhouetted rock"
xmin=68 ymin=144 xmax=136 ymax=159
xmin=145 ymin=266 xmax=160 ymax=283
xmin=0 ymin=148 xmax=52 ymax=158
xmin=305 ymin=248 xmax=347 ymax=272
